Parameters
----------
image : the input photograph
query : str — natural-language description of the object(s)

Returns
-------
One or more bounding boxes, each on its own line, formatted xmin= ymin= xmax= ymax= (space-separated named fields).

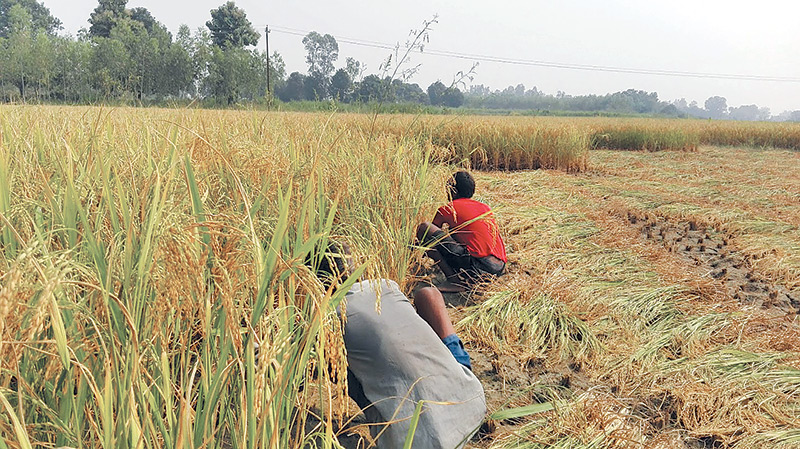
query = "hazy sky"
xmin=44 ymin=0 xmax=800 ymax=112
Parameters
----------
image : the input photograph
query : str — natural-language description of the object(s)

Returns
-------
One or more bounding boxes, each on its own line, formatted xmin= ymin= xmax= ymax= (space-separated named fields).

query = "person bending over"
xmin=417 ymin=171 xmax=507 ymax=291
xmin=309 ymin=244 xmax=486 ymax=449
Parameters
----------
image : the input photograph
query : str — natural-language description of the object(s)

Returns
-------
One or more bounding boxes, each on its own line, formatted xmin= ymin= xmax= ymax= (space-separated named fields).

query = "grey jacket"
xmin=342 ymin=279 xmax=486 ymax=449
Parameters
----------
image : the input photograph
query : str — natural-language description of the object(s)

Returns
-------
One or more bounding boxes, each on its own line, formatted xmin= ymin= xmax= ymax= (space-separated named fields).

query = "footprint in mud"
xmin=469 ymin=350 xmax=585 ymax=417
xmin=626 ymin=212 xmax=799 ymax=315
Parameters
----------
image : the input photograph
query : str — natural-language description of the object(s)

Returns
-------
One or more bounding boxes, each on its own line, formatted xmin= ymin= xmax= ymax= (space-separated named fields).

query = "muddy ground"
xmin=627 ymin=212 xmax=800 ymax=315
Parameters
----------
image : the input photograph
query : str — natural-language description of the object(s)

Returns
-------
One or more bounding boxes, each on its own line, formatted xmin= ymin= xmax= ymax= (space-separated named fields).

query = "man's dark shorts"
xmin=423 ymin=229 xmax=505 ymax=283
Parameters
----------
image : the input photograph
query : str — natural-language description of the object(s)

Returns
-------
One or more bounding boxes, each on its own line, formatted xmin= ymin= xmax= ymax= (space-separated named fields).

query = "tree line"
xmin=1 ymin=0 xmax=797 ymax=120
xmin=273 ymin=29 xmax=465 ymax=107
xmin=464 ymin=84 xmax=800 ymax=121
xmin=464 ymin=84 xmax=679 ymax=116
xmin=673 ymin=96 xmax=800 ymax=122
xmin=0 ymin=0 xmax=466 ymax=107
xmin=0 ymin=0 xmax=279 ymax=105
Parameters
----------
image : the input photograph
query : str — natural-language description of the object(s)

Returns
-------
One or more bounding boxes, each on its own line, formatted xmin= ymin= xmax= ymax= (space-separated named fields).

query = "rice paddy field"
xmin=0 ymin=105 xmax=799 ymax=448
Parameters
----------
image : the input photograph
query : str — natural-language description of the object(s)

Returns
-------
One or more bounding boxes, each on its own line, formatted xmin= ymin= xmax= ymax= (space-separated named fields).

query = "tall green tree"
xmin=203 ymin=46 xmax=267 ymax=104
xmin=302 ymin=31 xmax=338 ymax=79
xmin=155 ymin=41 xmax=194 ymax=97
xmin=303 ymin=72 xmax=328 ymax=100
xmin=90 ymin=32 xmax=132 ymax=97
xmin=392 ymin=80 xmax=427 ymax=104
xmin=344 ymin=57 xmax=363 ymax=82
xmin=0 ymin=0 xmax=61 ymax=38
xmin=300 ymin=31 xmax=338 ymax=100
xmin=129 ymin=7 xmax=159 ymax=34
xmin=441 ymin=87 xmax=464 ymax=108
xmin=206 ymin=2 xmax=260 ymax=48
xmin=705 ymin=96 xmax=728 ymax=119
xmin=51 ymin=36 xmax=93 ymax=101
xmin=0 ymin=4 xmax=55 ymax=101
xmin=329 ymin=68 xmax=352 ymax=102
xmin=268 ymin=51 xmax=286 ymax=94
xmin=175 ymin=25 xmax=200 ymax=96
xmin=355 ymin=74 xmax=390 ymax=103
xmin=177 ymin=25 xmax=214 ymax=96
xmin=88 ymin=0 xmax=128 ymax=38
xmin=276 ymin=72 xmax=305 ymax=102
xmin=427 ymin=81 xmax=446 ymax=105
xmin=607 ymin=89 xmax=658 ymax=113
xmin=109 ymin=17 xmax=158 ymax=98
xmin=728 ymin=104 xmax=764 ymax=121
xmin=427 ymin=81 xmax=463 ymax=107
xmin=0 ymin=5 xmax=33 ymax=100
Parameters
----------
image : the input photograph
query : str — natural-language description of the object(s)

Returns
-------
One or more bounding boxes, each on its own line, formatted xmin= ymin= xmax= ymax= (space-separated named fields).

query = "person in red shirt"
xmin=417 ymin=171 xmax=507 ymax=291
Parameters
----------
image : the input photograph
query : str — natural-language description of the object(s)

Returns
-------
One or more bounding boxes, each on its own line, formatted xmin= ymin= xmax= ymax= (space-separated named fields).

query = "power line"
xmin=266 ymin=25 xmax=800 ymax=83
xmin=270 ymin=25 xmax=396 ymax=49
xmin=270 ymin=27 xmax=395 ymax=51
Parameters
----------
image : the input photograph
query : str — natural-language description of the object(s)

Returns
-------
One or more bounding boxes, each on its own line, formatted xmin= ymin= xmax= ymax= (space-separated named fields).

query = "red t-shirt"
xmin=433 ymin=198 xmax=507 ymax=262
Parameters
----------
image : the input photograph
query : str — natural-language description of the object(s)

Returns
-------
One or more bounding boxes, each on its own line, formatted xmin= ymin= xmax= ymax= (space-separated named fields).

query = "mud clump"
xmin=627 ymin=213 xmax=799 ymax=315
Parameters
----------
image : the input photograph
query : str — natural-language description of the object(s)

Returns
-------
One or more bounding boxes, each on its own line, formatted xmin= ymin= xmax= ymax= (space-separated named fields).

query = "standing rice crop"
xmin=0 ymin=105 xmax=446 ymax=448
xmin=409 ymin=117 xmax=589 ymax=172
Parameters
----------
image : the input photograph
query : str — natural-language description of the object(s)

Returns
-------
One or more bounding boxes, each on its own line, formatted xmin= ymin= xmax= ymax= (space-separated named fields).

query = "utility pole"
xmin=265 ymin=25 xmax=271 ymax=99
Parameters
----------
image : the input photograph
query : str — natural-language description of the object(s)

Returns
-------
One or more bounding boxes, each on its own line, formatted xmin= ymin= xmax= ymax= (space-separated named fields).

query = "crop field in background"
xmin=0 ymin=106 xmax=799 ymax=449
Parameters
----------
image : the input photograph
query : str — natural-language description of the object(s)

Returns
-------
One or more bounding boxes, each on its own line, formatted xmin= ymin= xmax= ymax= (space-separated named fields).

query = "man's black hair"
xmin=449 ymin=171 xmax=475 ymax=200
xmin=306 ymin=241 xmax=350 ymax=288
